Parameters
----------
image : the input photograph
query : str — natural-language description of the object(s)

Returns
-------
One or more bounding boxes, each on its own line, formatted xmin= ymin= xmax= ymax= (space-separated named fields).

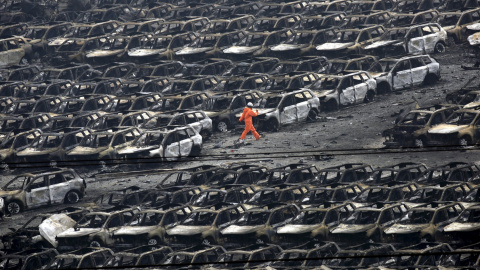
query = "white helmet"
xmin=247 ymin=102 xmax=253 ymax=107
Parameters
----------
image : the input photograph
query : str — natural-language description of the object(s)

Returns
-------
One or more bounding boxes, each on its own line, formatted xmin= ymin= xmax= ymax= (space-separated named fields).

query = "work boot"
xmin=256 ymin=136 xmax=262 ymax=140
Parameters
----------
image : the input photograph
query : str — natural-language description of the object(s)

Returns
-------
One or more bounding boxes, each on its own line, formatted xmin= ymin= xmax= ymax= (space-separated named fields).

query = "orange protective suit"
xmin=239 ymin=107 xmax=260 ymax=140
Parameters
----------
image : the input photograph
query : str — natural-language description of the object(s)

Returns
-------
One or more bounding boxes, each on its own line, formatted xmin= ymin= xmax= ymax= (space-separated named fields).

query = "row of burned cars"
xmin=382 ymin=74 xmax=480 ymax=147
xmin=3 ymin=161 xmax=480 ymax=268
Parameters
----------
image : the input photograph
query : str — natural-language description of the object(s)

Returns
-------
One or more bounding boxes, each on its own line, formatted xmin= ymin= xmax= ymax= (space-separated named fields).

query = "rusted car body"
xmin=246 ymin=89 xmax=320 ymax=131
xmin=0 ymin=168 xmax=86 ymax=215
xmin=434 ymin=8 xmax=480 ymax=43
xmin=312 ymin=71 xmax=377 ymax=111
xmin=427 ymin=109 xmax=480 ymax=146
xmin=368 ymin=54 xmax=440 ymax=93
xmin=365 ymin=23 xmax=448 ymax=56
xmin=56 ymin=208 xmax=140 ymax=250
xmin=0 ymin=37 xmax=32 ymax=67
xmin=383 ymin=104 xmax=460 ymax=147
xmin=112 ymin=206 xmax=192 ymax=248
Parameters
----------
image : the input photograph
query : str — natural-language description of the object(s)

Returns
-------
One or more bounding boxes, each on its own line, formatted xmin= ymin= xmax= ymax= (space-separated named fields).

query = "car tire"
xmin=414 ymin=138 xmax=425 ymax=148
xmin=364 ymin=91 xmax=375 ymax=103
xmin=148 ymin=237 xmax=160 ymax=246
xmin=377 ymin=82 xmax=391 ymax=95
xmin=459 ymin=136 xmax=472 ymax=147
xmin=434 ymin=42 xmax=446 ymax=53
xmin=307 ymin=110 xmax=317 ymax=122
xmin=90 ymin=240 xmax=102 ymax=247
xmin=6 ymin=201 xmax=22 ymax=215
xmin=190 ymin=145 xmax=202 ymax=156
xmin=266 ymin=119 xmax=279 ymax=132
xmin=202 ymin=236 xmax=215 ymax=245
xmin=423 ymin=74 xmax=438 ymax=86
xmin=65 ymin=191 xmax=81 ymax=204
xmin=217 ymin=121 xmax=228 ymax=132
xmin=325 ymin=100 xmax=338 ymax=112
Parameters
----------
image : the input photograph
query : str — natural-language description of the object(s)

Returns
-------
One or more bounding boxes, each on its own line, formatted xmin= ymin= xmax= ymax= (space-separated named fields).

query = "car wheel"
xmin=217 ymin=121 xmax=228 ymax=132
xmin=307 ymin=110 xmax=317 ymax=122
xmin=266 ymin=119 xmax=279 ymax=132
xmin=6 ymin=201 xmax=22 ymax=215
xmin=190 ymin=145 xmax=202 ymax=156
xmin=325 ymin=100 xmax=338 ymax=112
xmin=202 ymin=237 xmax=215 ymax=245
xmin=65 ymin=191 xmax=81 ymax=204
xmin=90 ymin=240 xmax=102 ymax=247
xmin=423 ymin=74 xmax=438 ymax=86
xmin=414 ymin=138 xmax=425 ymax=148
xmin=434 ymin=42 xmax=446 ymax=53
xmin=364 ymin=91 xmax=375 ymax=103
xmin=459 ymin=136 xmax=471 ymax=147
xmin=148 ymin=237 xmax=160 ymax=246
xmin=377 ymin=82 xmax=391 ymax=95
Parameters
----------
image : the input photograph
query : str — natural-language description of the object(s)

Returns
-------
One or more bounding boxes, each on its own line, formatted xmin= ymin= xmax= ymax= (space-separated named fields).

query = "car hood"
xmin=364 ymin=40 xmax=399 ymax=50
xmin=270 ymin=44 xmax=308 ymax=51
xmin=331 ymin=223 xmax=375 ymax=234
xmin=117 ymin=145 xmax=157 ymax=155
xmin=384 ymin=224 xmax=427 ymax=234
xmin=17 ymin=148 xmax=54 ymax=156
xmin=68 ymin=146 xmax=104 ymax=155
xmin=176 ymin=47 xmax=213 ymax=55
xmin=49 ymin=38 xmax=69 ymax=46
xmin=277 ymin=224 xmax=320 ymax=234
xmin=128 ymin=48 xmax=166 ymax=57
xmin=114 ymin=226 xmax=157 ymax=236
xmin=468 ymin=32 xmax=480 ymax=46
xmin=316 ymin=42 xmax=354 ymax=51
xmin=166 ymin=225 xmax=210 ymax=236
xmin=57 ymin=228 xmax=102 ymax=238
xmin=428 ymin=124 xmax=468 ymax=134
xmin=0 ymin=189 xmax=21 ymax=197
xmin=221 ymin=225 xmax=264 ymax=235
xmin=444 ymin=222 xmax=480 ymax=232
xmin=369 ymin=72 xmax=388 ymax=78
xmin=86 ymin=49 xmax=124 ymax=58
xmin=223 ymin=45 xmax=262 ymax=54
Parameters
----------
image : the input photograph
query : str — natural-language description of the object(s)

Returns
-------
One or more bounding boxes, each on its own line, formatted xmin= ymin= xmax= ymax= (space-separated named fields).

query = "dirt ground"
xmin=2 ymin=42 xmax=480 ymax=237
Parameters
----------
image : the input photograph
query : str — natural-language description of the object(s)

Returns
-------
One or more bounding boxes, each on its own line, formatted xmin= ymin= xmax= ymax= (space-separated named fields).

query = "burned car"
xmin=368 ymin=54 xmax=441 ymax=93
xmin=175 ymin=31 xmax=245 ymax=60
xmin=0 ymin=37 xmax=32 ymax=67
xmin=311 ymin=71 xmax=377 ymax=111
xmin=364 ymin=23 xmax=448 ymax=56
xmin=0 ymin=129 xmax=42 ymax=164
xmin=127 ymin=32 xmax=197 ymax=61
xmin=112 ymin=205 xmax=192 ymax=248
xmin=23 ymin=23 xmax=72 ymax=57
xmin=142 ymin=110 xmax=213 ymax=138
xmin=313 ymin=163 xmax=374 ymax=185
xmin=189 ymin=186 xmax=256 ymax=207
xmin=213 ymin=243 xmax=283 ymax=269
xmin=102 ymin=245 xmax=173 ymax=268
xmin=353 ymin=183 xmax=419 ymax=205
xmin=434 ymin=8 xmax=480 ymax=43
xmin=300 ymin=184 xmax=364 ymax=205
xmin=66 ymin=127 xmax=140 ymax=163
xmin=117 ymin=126 xmax=203 ymax=161
xmin=365 ymin=162 xmax=428 ymax=185
xmin=270 ymin=29 xmax=337 ymax=57
xmin=0 ymin=248 xmax=58 ymax=270
xmin=256 ymin=163 xmax=319 ymax=187
xmin=276 ymin=203 xmax=356 ymax=243
xmin=427 ymin=108 xmax=480 ymax=146
xmin=383 ymin=104 xmax=460 ymax=147
xmin=384 ymin=203 xmax=464 ymax=242
xmin=323 ymin=242 xmax=397 ymax=268
xmin=331 ymin=203 xmax=409 ymax=242
xmin=407 ymin=182 xmax=472 ymax=203
xmin=202 ymin=90 xmax=261 ymax=132
xmin=56 ymin=208 xmax=140 ymax=250
xmin=223 ymin=29 xmax=294 ymax=58
xmin=43 ymin=247 xmax=114 ymax=269
xmin=245 ymin=89 xmax=320 ymax=131
xmin=443 ymin=205 xmax=480 ymax=243
xmin=316 ymin=25 xmax=385 ymax=56
xmin=85 ymin=35 xmax=141 ymax=64
xmin=0 ymin=168 xmax=86 ymax=215
xmin=221 ymin=204 xmax=300 ymax=245
xmin=415 ymin=162 xmax=480 ymax=184
xmin=166 ymin=204 xmax=246 ymax=245
xmin=16 ymin=128 xmax=91 ymax=163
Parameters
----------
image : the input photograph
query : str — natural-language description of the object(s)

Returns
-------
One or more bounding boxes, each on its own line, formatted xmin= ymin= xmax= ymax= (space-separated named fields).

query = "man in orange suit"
xmin=239 ymin=102 xmax=260 ymax=143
